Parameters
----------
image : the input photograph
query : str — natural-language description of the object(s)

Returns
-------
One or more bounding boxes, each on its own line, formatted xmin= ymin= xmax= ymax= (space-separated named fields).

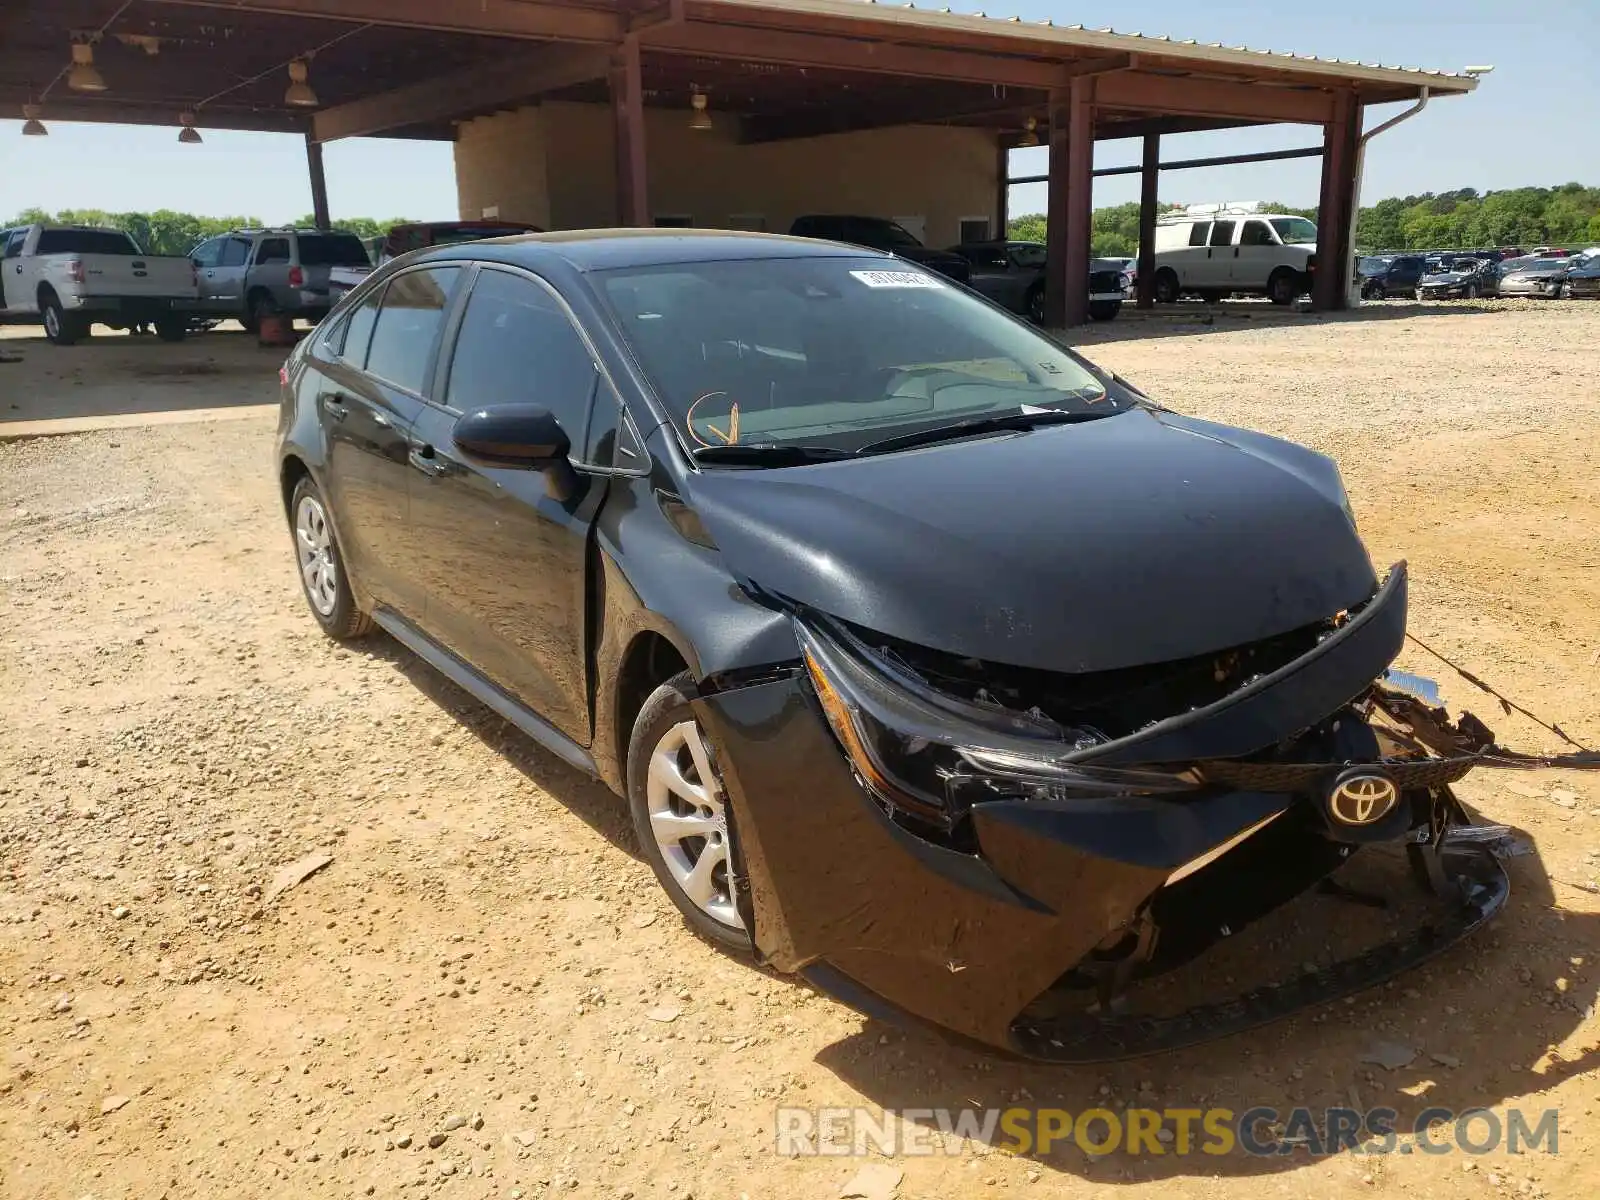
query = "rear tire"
xmin=1088 ymin=299 xmax=1121 ymax=322
xmin=155 ymin=315 xmax=188 ymax=342
xmin=1153 ymin=269 xmax=1180 ymax=304
xmin=627 ymin=671 xmax=752 ymax=954
xmin=243 ymin=289 xmax=274 ymax=334
xmin=1025 ymin=283 xmax=1045 ymax=325
xmin=289 ymin=475 xmax=372 ymax=640
xmin=1267 ymin=269 xmax=1298 ymax=306
xmin=40 ymin=291 xmax=85 ymax=345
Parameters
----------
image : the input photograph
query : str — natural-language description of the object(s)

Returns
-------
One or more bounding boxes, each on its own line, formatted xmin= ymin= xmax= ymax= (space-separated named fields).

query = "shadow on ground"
xmin=1064 ymin=298 xmax=1508 ymax=347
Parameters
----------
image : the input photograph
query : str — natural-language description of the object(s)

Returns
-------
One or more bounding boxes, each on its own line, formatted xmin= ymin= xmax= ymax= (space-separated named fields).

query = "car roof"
xmin=417 ymin=228 xmax=891 ymax=271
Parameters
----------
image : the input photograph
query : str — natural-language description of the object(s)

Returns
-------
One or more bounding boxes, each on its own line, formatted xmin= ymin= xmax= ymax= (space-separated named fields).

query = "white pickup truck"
xmin=0 ymin=224 xmax=199 ymax=344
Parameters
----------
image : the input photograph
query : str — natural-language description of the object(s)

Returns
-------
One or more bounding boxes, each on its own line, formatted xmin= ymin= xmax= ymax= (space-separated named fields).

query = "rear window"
xmin=298 ymin=234 xmax=371 ymax=267
xmin=35 ymin=229 xmax=140 ymax=256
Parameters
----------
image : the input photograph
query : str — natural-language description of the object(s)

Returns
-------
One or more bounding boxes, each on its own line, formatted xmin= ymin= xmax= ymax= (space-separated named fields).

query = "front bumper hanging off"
xmin=693 ymin=564 xmax=1530 ymax=1062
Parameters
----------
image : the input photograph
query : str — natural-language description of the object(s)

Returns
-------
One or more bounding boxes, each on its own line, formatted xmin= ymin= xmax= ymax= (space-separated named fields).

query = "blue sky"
xmin=2 ymin=0 xmax=1593 ymax=223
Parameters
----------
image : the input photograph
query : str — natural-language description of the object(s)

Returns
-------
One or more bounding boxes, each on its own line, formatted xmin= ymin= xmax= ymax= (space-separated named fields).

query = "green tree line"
xmin=1008 ymin=184 xmax=1600 ymax=256
xmin=4 ymin=208 xmax=415 ymax=256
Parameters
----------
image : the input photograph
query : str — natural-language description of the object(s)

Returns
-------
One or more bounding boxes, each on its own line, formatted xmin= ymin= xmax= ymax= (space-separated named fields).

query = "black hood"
xmin=684 ymin=407 xmax=1377 ymax=674
xmin=888 ymin=246 xmax=971 ymax=281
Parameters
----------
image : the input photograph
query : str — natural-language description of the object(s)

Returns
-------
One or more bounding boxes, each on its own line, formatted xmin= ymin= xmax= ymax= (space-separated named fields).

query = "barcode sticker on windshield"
xmin=849 ymin=270 xmax=943 ymax=289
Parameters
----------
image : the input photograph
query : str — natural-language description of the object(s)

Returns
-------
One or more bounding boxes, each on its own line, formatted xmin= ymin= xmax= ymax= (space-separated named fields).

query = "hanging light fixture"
xmin=1017 ymin=117 xmax=1040 ymax=147
xmin=67 ymin=40 xmax=108 ymax=92
xmin=178 ymin=111 xmax=203 ymax=144
xmin=21 ymin=103 xmax=48 ymax=136
xmin=284 ymin=58 xmax=319 ymax=107
xmin=688 ymin=86 xmax=712 ymax=131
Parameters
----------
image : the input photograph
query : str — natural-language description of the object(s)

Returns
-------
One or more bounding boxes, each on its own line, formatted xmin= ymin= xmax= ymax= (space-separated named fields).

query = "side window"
xmin=365 ymin=267 xmax=461 ymax=394
xmin=190 ymin=238 xmax=223 ymax=268
xmin=1187 ymin=222 xmax=1211 ymax=247
xmin=255 ymin=237 xmax=291 ymax=265
xmin=444 ymin=269 xmax=597 ymax=443
xmin=337 ymin=289 xmax=383 ymax=368
xmin=219 ymin=237 xmax=250 ymax=267
xmin=1240 ymin=221 xmax=1275 ymax=247
xmin=1209 ymin=220 xmax=1236 ymax=247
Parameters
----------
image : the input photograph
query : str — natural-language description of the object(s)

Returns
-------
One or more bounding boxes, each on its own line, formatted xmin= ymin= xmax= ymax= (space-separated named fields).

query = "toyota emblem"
xmin=1328 ymin=770 xmax=1399 ymax=826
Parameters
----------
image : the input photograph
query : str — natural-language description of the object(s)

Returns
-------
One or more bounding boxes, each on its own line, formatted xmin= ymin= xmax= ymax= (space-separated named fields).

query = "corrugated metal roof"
xmin=713 ymin=0 xmax=1478 ymax=94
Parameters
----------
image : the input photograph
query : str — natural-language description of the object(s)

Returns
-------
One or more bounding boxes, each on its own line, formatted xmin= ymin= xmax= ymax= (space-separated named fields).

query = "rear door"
xmin=317 ymin=264 xmax=463 ymax=618
xmin=406 ymin=264 xmax=610 ymax=743
xmin=958 ymin=245 xmax=1018 ymax=308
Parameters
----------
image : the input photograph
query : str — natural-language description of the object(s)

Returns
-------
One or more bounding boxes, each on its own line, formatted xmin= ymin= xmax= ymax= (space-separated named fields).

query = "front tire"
xmin=289 ymin=476 xmax=371 ymax=640
xmin=1267 ymin=269 xmax=1299 ymax=306
xmin=1153 ymin=269 xmax=1180 ymax=305
xmin=1088 ymin=299 xmax=1121 ymax=321
xmin=155 ymin=315 xmax=188 ymax=342
xmin=627 ymin=672 xmax=751 ymax=953
xmin=244 ymin=289 xmax=274 ymax=334
xmin=1025 ymin=283 xmax=1045 ymax=325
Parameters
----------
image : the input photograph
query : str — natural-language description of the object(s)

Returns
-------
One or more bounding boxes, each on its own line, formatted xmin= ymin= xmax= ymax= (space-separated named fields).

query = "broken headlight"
xmin=795 ymin=617 xmax=1198 ymax=829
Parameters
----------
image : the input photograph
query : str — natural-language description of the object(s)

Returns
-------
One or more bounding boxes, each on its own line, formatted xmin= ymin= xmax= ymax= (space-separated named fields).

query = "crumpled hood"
xmin=1421 ymin=271 xmax=1472 ymax=286
xmin=684 ymin=407 xmax=1378 ymax=674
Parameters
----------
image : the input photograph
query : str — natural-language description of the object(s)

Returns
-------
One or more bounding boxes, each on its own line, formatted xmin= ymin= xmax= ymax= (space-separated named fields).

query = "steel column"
xmin=1137 ymin=132 xmax=1159 ymax=308
xmin=1062 ymin=76 xmax=1095 ymax=327
xmin=610 ymin=36 xmax=649 ymax=226
xmin=305 ymin=132 xmax=331 ymax=231
xmin=1313 ymin=90 xmax=1360 ymax=310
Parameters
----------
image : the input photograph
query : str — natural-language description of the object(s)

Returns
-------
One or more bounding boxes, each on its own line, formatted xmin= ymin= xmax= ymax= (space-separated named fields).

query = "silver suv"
xmin=188 ymin=228 xmax=371 ymax=328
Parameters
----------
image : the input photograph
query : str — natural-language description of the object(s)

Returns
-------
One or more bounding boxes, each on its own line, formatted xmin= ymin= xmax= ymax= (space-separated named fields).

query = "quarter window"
xmin=444 ymin=269 xmax=597 ymax=443
xmin=365 ymin=267 xmax=461 ymax=394
xmin=337 ymin=291 xmax=382 ymax=367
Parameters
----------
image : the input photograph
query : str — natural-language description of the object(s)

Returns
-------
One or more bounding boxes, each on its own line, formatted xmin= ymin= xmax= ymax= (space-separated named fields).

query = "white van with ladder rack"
xmin=1150 ymin=202 xmax=1318 ymax=305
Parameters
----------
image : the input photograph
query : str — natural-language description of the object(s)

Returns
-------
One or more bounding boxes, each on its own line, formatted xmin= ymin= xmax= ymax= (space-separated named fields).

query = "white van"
xmin=1151 ymin=203 xmax=1318 ymax=305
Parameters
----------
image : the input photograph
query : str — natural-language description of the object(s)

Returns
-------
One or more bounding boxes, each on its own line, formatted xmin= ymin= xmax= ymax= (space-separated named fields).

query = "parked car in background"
xmin=1357 ymin=254 xmax=1427 ymax=299
xmin=1151 ymin=204 xmax=1317 ymax=305
xmin=1498 ymin=247 xmax=1527 ymax=260
xmin=189 ymin=227 xmax=372 ymax=329
xmin=275 ymin=228 xmax=1514 ymax=1062
xmin=0 ymin=223 xmax=197 ymax=344
xmin=1530 ymin=246 xmax=1572 ymax=258
xmin=948 ymin=240 xmax=1130 ymax=322
xmin=1561 ymin=255 xmax=1600 ymax=299
xmin=1497 ymin=256 xmax=1571 ymax=298
xmin=789 ymin=215 xmax=971 ymax=282
xmin=1416 ymin=256 xmax=1500 ymax=300
xmin=328 ymin=220 xmax=544 ymax=302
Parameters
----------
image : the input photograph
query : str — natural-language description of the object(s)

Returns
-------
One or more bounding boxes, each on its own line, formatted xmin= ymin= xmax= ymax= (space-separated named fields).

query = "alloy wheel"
xmin=295 ymin=494 xmax=339 ymax=616
xmin=44 ymin=305 xmax=59 ymax=339
xmin=645 ymin=719 xmax=743 ymax=931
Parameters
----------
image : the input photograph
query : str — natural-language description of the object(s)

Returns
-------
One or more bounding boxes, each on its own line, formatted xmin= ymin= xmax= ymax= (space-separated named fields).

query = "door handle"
xmin=321 ymin=394 xmax=349 ymax=422
xmin=408 ymin=444 xmax=451 ymax=478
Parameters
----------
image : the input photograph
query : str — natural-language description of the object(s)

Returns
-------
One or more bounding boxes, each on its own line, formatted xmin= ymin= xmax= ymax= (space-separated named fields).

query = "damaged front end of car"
xmin=693 ymin=561 xmax=1526 ymax=1062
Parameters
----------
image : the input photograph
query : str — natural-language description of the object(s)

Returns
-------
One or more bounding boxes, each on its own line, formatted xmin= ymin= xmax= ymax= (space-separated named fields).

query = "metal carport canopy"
xmin=1 ymin=0 xmax=1476 ymax=321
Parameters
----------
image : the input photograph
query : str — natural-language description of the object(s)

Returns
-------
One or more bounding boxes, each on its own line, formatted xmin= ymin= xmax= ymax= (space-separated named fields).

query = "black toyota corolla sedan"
xmin=276 ymin=230 xmax=1513 ymax=1061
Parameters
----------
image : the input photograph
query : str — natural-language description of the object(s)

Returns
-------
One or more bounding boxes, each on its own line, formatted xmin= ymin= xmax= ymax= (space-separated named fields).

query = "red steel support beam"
xmin=1313 ymin=89 xmax=1360 ymax=310
xmin=1044 ymin=76 xmax=1094 ymax=328
xmin=1137 ymin=132 xmax=1159 ymax=308
xmin=611 ymin=37 xmax=650 ymax=227
xmin=146 ymin=0 xmax=623 ymax=42
xmin=1095 ymin=71 xmax=1335 ymax=126
xmin=306 ymin=132 xmax=331 ymax=231
xmin=996 ymin=137 xmax=1010 ymax=240
xmin=1063 ymin=77 xmax=1094 ymax=327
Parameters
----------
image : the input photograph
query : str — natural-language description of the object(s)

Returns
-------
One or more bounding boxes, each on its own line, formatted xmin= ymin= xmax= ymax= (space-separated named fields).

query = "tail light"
xmin=66 ymin=259 xmax=85 ymax=284
xmin=279 ymin=365 xmax=290 ymax=387
xmin=288 ymin=265 xmax=305 ymax=288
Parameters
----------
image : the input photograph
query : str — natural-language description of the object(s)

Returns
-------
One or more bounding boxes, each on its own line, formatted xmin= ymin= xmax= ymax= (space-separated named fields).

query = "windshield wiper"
xmin=855 ymin=408 xmax=1111 ymax=457
xmin=691 ymin=443 xmax=854 ymax=466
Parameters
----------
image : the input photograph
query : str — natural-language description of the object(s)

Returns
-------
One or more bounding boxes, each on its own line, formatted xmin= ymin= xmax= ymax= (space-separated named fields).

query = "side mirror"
xmin=452 ymin=404 xmax=579 ymax=501
xmin=453 ymin=404 xmax=570 ymax=468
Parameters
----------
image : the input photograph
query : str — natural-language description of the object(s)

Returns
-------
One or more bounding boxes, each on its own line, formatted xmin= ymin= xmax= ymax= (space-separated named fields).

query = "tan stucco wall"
xmin=453 ymin=106 xmax=551 ymax=229
xmin=454 ymin=101 xmax=998 ymax=248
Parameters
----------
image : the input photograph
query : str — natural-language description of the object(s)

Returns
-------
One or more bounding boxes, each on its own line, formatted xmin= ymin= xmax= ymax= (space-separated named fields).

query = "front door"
xmin=1232 ymin=219 xmax=1280 ymax=289
xmin=319 ymin=264 xmax=462 ymax=617
xmin=406 ymin=265 xmax=607 ymax=744
xmin=1 ymin=229 xmax=25 ymax=313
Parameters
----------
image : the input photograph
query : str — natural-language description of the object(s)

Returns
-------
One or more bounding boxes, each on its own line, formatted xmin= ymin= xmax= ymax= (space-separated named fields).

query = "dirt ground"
xmin=2 ymin=304 xmax=1598 ymax=1199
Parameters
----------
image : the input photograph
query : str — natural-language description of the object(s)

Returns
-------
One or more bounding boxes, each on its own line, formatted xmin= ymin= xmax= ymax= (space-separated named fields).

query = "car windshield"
xmin=597 ymin=256 xmax=1126 ymax=458
xmin=1008 ymin=243 xmax=1047 ymax=268
xmin=868 ymin=221 xmax=923 ymax=249
xmin=1512 ymin=258 xmax=1566 ymax=272
xmin=297 ymin=234 xmax=371 ymax=266
xmin=1358 ymin=256 xmax=1391 ymax=273
xmin=1270 ymin=217 xmax=1317 ymax=243
xmin=420 ymin=223 xmax=532 ymax=248
xmin=36 ymin=229 xmax=140 ymax=255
